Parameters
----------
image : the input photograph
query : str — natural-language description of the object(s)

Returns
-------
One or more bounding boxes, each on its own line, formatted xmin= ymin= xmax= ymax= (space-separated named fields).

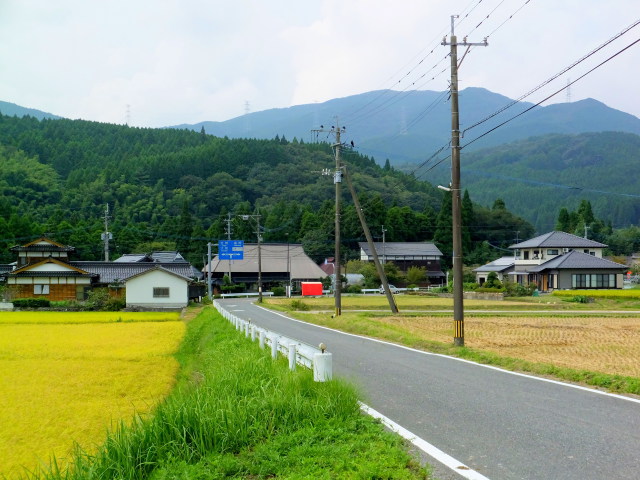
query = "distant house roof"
xmin=71 ymin=261 xmax=198 ymax=284
xmin=473 ymin=256 xmax=515 ymax=273
xmin=113 ymin=251 xmax=188 ymax=263
xmin=10 ymin=237 xmax=75 ymax=253
xmin=124 ymin=265 xmax=194 ymax=283
xmin=529 ymin=251 xmax=626 ymax=272
xmin=204 ymin=244 xmax=326 ymax=280
xmin=359 ymin=242 xmax=443 ymax=258
xmin=8 ymin=258 xmax=94 ymax=277
xmin=510 ymin=231 xmax=606 ymax=249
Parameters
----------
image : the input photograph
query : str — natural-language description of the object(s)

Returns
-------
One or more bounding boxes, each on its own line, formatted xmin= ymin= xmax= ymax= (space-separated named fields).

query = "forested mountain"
xmin=429 ymin=131 xmax=640 ymax=231
xmin=0 ymin=100 xmax=61 ymax=121
xmin=172 ymin=88 xmax=640 ymax=166
xmin=0 ymin=113 xmax=539 ymax=268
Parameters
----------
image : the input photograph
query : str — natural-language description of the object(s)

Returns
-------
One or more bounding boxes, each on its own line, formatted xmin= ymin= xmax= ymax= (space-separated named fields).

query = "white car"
xmin=379 ymin=284 xmax=399 ymax=294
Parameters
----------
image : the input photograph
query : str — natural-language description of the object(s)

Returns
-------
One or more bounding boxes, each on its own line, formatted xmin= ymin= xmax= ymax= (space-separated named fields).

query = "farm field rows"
xmin=0 ymin=311 xmax=185 ymax=478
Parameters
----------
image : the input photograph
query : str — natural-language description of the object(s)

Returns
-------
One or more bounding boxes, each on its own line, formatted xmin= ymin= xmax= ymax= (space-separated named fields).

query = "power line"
xmin=461 ymin=36 xmax=640 ymax=149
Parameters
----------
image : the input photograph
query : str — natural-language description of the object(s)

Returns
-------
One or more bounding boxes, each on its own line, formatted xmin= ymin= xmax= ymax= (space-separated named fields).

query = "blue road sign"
xmin=219 ymin=240 xmax=244 ymax=260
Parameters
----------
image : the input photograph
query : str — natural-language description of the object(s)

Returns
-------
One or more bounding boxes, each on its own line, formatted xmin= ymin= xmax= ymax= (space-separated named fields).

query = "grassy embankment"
xmin=265 ymin=294 xmax=640 ymax=395
xmin=27 ymin=306 xmax=429 ymax=480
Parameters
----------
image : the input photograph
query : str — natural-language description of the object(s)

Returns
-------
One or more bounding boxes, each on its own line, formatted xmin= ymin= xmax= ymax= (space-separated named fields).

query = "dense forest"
xmin=429 ymin=131 xmax=640 ymax=231
xmin=0 ymin=113 xmax=634 ymax=270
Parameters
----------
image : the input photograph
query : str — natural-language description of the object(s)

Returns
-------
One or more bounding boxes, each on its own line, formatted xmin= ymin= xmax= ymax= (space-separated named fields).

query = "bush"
xmin=290 ymin=299 xmax=310 ymax=311
xmin=271 ymin=286 xmax=286 ymax=297
xmin=503 ymin=281 xmax=537 ymax=297
xmin=566 ymin=295 xmax=592 ymax=304
xmin=464 ymin=282 xmax=480 ymax=291
xmin=344 ymin=284 xmax=362 ymax=294
xmin=475 ymin=287 xmax=505 ymax=293
xmin=12 ymin=298 xmax=51 ymax=308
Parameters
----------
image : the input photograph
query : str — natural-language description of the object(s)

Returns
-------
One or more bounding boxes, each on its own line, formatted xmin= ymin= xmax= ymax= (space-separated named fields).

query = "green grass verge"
xmin=32 ymin=307 xmax=429 ymax=480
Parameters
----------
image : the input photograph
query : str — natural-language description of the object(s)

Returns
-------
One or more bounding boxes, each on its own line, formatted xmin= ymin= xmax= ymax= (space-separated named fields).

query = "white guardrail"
xmin=213 ymin=300 xmax=332 ymax=382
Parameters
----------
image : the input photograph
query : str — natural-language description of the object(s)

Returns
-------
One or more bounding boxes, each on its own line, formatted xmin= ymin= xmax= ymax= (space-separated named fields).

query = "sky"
xmin=1 ymin=0 xmax=638 ymax=128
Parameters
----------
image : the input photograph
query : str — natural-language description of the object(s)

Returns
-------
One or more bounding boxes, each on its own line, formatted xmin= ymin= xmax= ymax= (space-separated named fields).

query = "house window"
xmin=547 ymin=249 xmax=559 ymax=255
xmin=34 ymin=285 xmax=50 ymax=295
xmin=524 ymin=251 xmax=530 ymax=260
xmin=153 ymin=287 xmax=170 ymax=298
xmin=572 ymin=274 xmax=616 ymax=289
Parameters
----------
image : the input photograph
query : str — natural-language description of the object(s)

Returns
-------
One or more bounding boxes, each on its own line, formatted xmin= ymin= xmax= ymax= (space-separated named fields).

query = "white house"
xmin=125 ymin=266 xmax=191 ymax=309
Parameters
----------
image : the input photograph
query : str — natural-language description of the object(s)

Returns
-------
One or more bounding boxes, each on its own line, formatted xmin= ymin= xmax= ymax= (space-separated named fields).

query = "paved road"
xmin=218 ymin=299 xmax=640 ymax=480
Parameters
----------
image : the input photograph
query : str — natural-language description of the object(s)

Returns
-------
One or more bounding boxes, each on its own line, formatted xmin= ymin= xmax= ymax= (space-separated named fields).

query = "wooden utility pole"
xmin=442 ymin=16 xmax=487 ymax=346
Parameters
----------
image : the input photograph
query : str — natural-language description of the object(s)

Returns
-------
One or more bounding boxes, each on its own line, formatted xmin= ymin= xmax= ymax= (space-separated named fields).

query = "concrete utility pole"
xmin=207 ymin=242 xmax=213 ymax=299
xmin=343 ymin=166 xmax=398 ymax=313
xmin=442 ymin=15 xmax=487 ymax=347
xmin=333 ymin=122 xmax=343 ymax=316
xmin=102 ymin=204 xmax=112 ymax=262
xmin=241 ymin=214 xmax=263 ymax=303
xmin=314 ymin=121 xmax=346 ymax=317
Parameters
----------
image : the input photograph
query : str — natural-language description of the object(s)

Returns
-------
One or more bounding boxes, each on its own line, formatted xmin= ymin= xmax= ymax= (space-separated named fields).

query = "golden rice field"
xmin=0 ymin=311 xmax=185 ymax=478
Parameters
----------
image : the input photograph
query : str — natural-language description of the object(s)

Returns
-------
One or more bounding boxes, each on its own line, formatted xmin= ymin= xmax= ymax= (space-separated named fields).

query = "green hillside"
xmin=435 ymin=132 xmax=640 ymax=231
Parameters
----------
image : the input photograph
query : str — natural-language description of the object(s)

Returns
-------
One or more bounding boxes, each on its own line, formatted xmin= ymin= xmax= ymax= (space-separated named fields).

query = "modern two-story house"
xmin=507 ymin=231 xmax=625 ymax=291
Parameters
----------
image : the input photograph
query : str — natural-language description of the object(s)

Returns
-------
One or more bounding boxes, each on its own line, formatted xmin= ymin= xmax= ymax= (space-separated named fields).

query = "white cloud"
xmin=1 ymin=0 xmax=638 ymax=127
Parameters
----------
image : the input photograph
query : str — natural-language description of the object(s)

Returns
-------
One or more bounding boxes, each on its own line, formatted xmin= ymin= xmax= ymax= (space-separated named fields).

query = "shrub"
xmin=565 ymin=295 xmax=592 ymax=304
xmin=464 ymin=282 xmax=480 ymax=291
xmin=12 ymin=298 xmax=51 ymax=308
xmin=344 ymin=284 xmax=362 ymax=294
xmin=271 ymin=286 xmax=286 ymax=297
xmin=475 ymin=287 xmax=505 ymax=293
xmin=290 ymin=299 xmax=310 ymax=311
xmin=503 ymin=281 xmax=536 ymax=297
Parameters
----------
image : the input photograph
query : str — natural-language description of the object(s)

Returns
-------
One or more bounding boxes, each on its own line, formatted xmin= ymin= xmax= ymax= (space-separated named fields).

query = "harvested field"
xmin=377 ymin=315 xmax=640 ymax=378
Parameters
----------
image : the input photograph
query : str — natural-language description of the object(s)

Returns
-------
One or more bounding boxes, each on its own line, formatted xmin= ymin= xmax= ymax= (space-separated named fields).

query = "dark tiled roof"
xmin=6 ymin=271 xmax=95 ymax=277
xmin=10 ymin=245 xmax=75 ymax=252
xmin=0 ymin=264 xmax=14 ymax=274
xmin=359 ymin=242 xmax=443 ymax=257
xmin=510 ymin=231 xmax=606 ymax=249
xmin=529 ymin=251 xmax=626 ymax=272
xmin=204 ymin=244 xmax=326 ymax=280
xmin=71 ymin=262 xmax=197 ymax=284
xmin=124 ymin=265 xmax=194 ymax=282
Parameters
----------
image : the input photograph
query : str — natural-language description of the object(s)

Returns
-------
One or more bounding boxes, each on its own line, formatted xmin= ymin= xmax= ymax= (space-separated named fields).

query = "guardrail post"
xmin=259 ymin=329 xmax=265 ymax=348
xmin=244 ymin=322 xmax=250 ymax=338
xmin=313 ymin=352 xmax=333 ymax=382
xmin=288 ymin=343 xmax=297 ymax=371
xmin=271 ymin=336 xmax=279 ymax=359
xmin=250 ymin=325 xmax=256 ymax=341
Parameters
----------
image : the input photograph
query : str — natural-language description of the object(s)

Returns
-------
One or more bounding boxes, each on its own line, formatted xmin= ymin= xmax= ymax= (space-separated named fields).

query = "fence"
xmin=213 ymin=300 xmax=332 ymax=382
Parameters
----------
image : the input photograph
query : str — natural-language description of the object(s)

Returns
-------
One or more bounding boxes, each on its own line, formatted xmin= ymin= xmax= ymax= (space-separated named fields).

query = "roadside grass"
xmin=0 ymin=316 xmax=184 ymax=478
xmin=264 ymin=299 xmax=640 ymax=395
xmin=32 ymin=307 xmax=430 ymax=480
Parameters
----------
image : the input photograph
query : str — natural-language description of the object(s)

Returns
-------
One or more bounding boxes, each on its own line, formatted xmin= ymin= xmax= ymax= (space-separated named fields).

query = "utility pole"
xmin=343 ymin=166 xmax=398 ymax=313
xmin=207 ymin=242 xmax=213 ymax=299
xmin=225 ymin=212 xmax=232 ymax=282
xmin=101 ymin=204 xmax=112 ymax=262
xmin=382 ymin=225 xmax=387 ymax=264
xmin=442 ymin=16 xmax=487 ymax=347
xmin=314 ymin=121 xmax=345 ymax=316
xmin=241 ymin=213 xmax=262 ymax=303
xmin=334 ymin=122 xmax=343 ymax=316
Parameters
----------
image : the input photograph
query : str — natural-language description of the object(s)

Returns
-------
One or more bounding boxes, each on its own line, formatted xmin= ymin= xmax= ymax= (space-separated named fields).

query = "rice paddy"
xmin=0 ymin=312 xmax=185 ymax=478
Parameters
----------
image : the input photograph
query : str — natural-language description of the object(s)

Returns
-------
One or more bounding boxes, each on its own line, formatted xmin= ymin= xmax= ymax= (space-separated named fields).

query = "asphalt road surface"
xmin=218 ymin=299 xmax=640 ymax=480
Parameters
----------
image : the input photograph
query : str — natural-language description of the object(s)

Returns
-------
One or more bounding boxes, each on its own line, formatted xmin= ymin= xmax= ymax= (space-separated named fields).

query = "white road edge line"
xmin=254 ymin=304 xmax=640 ymax=404
xmin=360 ymin=402 xmax=491 ymax=480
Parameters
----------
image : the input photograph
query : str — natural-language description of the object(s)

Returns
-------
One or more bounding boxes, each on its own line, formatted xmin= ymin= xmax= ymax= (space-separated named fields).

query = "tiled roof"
xmin=359 ymin=242 xmax=443 ymax=257
xmin=510 ymin=231 xmax=607 ymax=249
xmin=204 ymin=244 xmax=326 ymax=280
xmin=124 ymin=265 xmax=194 ymax=283
xmin=474 ymin=256 xmax=515 ymax=273
xmin=529 ymin=251 xmax=626 ymax=272
xmin=71 ymin=262 xmax=197 ymax=284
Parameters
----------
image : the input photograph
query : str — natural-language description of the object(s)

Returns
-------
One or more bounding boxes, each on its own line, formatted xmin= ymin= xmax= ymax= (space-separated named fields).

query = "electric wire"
xmin=461 ymin=36 xmax=640 ymax=150
xmin=462 ymin=18 xmax=640 ymax=136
